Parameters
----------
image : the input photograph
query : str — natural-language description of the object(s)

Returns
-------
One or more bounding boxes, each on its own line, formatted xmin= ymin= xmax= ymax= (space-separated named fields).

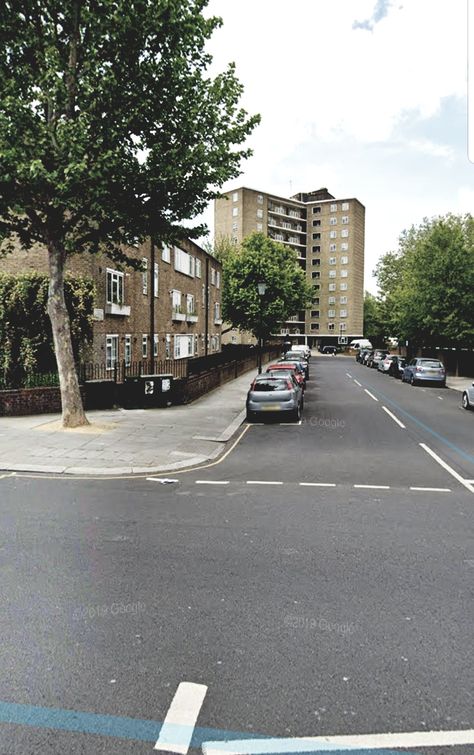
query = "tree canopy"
xmin=222 ymin=233 xmax=314 ymax=339
xmin=374 ymin=214 xmax=474 ymax=347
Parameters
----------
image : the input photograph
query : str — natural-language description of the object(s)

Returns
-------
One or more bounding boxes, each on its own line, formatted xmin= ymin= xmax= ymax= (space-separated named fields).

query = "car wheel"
xmin=462 ymin=392 xmax=471 ymax=410
xmin=291 ymin=404 xmax=302 ymax=422
xmin=246 ymin=409 xmax=254 ymax=422
xmin=410 ymin=375 xmax=416 ymax=386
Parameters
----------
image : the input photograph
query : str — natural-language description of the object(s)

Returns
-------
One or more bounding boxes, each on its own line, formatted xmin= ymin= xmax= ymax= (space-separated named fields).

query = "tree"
xmin=375 ymin=215 xmax=474 ymax=348
xmin=0 ymin=1 xmax=259 ymax=426
xmin=363 ymin=291 xmax=388 ymax=347
xmin=0 ymin=272 xmax=93 ymax=388
xmin=222 ymin=233 xmax=314 ymax=341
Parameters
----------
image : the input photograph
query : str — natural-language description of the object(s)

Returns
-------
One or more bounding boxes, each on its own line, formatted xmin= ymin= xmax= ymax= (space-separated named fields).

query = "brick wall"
xmin=0 ymin=386 xmax=86 ymax=417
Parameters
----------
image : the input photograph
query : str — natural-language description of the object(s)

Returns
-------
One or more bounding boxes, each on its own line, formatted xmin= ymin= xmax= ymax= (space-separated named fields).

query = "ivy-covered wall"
xmin=0 ymin=272 xmax=94 ymax=388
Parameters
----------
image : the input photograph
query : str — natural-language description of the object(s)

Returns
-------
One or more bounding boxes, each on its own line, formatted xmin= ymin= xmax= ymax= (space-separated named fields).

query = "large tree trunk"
xmin=47 ymin=243 xmax=89 ymax=428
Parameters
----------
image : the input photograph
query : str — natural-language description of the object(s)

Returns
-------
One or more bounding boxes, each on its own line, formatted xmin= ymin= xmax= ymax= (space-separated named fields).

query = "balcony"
xmin=105 ymin=302 xmax=131 ymax=316
xmin=172 ymin=308 xmax=186 ymax=321
xmin=186 ymin=313 xmax=198 ymax=323
xmin=214 ymin=318 xmax=223 ymax=325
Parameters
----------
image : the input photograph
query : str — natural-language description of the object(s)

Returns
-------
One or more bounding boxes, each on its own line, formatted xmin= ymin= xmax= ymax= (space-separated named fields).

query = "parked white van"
xmin=349 ymin=339 xmax=373 ymax=350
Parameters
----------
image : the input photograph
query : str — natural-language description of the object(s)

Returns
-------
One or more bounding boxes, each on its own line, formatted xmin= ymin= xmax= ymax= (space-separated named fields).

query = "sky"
xmin=198 ymin=0 xmax=472 ymax=292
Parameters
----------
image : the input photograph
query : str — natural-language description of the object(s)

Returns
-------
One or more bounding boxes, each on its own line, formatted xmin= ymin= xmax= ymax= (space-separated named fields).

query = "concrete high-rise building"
xmin=215 ymin=186 xmax=365 ymax=347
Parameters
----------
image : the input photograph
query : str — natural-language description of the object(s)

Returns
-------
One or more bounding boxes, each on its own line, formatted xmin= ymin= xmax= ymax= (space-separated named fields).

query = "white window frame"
xmin=124 ymin=334 xmax=132 ymax=367
xmin=106 ymin=269 xmax=124 ymax=305
xmin=330 ymin=204 xmax=338 ymax=212
xmin=340 ymin=296 xmax=348 ymax=304
xmin=329 ymin=245 xmax=336 ymax=253
xmin=341 ymin=256 xmax=348 ymax=265
xmin=339 ymin=322 xmax=347 ymax=331
xmin=142 ymin=258 xmax=148 ymax=295
xmin=328 ymin=296 xmax=336 ymax=304
xmin=340 ymin=282 xmax=348 ymax=291
xmin=341 ymin=229 xmax=349 ymax=238
xmin=153 ymin=333 xmax=159 ymax=357
xmin=195 ymin=259 xmax=202 ymax=278
xmin=186 ymin=293 xmax=195 ymax=314
xmin=142 ymin=334 xmax=148 ymax=359
xmin=341 ymin=243 xmax=349 ymax=251
xmin=340 ymin=309 xmax=347 ymax=318
xmin=232 ymin=206 xmax=238 ymax=217
xmin=342 ymin=216 xmax=349 ymax=224
xmin=329 ymin=256 xmax=336 ymax=264
xmin=256 ymin=208 xmax=263 ymax=219
xmin=329 ymin=230 xmax=337 ymax=239
xmin=342 ymin=202 xmax=349 ymax=211
xmin=328 ymin=309 xmax=335 ymax=318
xmin=340 ymin=269 xmax=348 ymax=278
xmin=216 ymin=271 xmax=220 ymax=289
xmin=211 ymin=267 xmax=216 ymax=285
xmin=162 ymin=244 xmax=171 ymax=263
xmin=171 ymin=289 xmax=181 ymax=311
xmin=256 ymin=222 xmax=263 ymax=231
xmin=174 ymin=246 xmax=194 ymax=277
xmin=329 ymin=270 xmax=336 ymax=278
xmin=174 ymin=334 xmax=194 ymax=359
xmin=329 ymin=217 xmax=337 ymax=225
xmin=257 ymin=194 xmax=263 ymax=204
xmin=328 ymin=323 xmax=335 ymax=331
xmin=165 ymin=334 xmax=171 ymax=359
xmin=106 ymin=334 xmax=119 ymax=370
xmin=232 ymin=191 xmax=238 ymax=202
xmin=328 ymin=283 xmax=336 ymax=291
xmin=154 ymin=262 xmax=159 ymax=297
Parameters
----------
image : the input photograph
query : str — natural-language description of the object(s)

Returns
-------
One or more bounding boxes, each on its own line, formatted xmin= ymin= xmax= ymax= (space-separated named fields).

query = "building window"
xmin=211 ymin=267 xmax=216 ymax=285
xmin=340 ymin=296 xmax=348 ymax=304
xmin=328 ymin=296 xmax=336 ymax=304
xmin=328 ymin=323 xmax=335 ymax=331
xmin=174 ymin=334 xmax=194 ymax=359
xmin=340 ymin=269 xmax=348 ymax=278
xmin=330 ymin=204 xmax=337 ymax=212
xmin=312 ymin=271 xmax=320 ymax=279
xmin=312 ymin=245 xmax=321 ymax=253
xmin=171 ymin=289 xmax=181 ymax=311
xmin=312 ymin=233 xmax=321 ymax=240
xmin=141 ymin=258 xmax=148 ymax=294
xmin=162 ymin=244 xmax=171 ymax=263
xmin=342 ymin=202 xmax=349 ymax=210
xmin=214 ymin=301 xmax=220 ymax=321
xmin=311 ymin=323 xmax=319 ymax=331
xmin=174 ymin=247 xmax=194 ymax=277
xmin=341 ymin=256 xmax=348 ymax=265
xmin=216 ymin=271 xmax=220 ymax=289
xmin=256 ymin=222 xmax=263 ymax=231
xmin=142 ymin=335 xmax=148 ymax=359
xmin=311 ymin=310 xmax=320 ymax=318
xmin=257 ymin=194 xmax=263 ymax=203
xmin=106 ymin=335 xmax=119 ymax=370
xmin=329 ymin=270 xmax=336 ymax=278
xmin=106 ymin=269 xmax=124 ymax=305
xmin=329 ymin=283 xmax=336 ymax=291
xmin=329 ymin=217 xmax=337 ymax=225
xmin=165 ymin=334 xmax=171 ymax=359
xmin=341 ymin=229 xmax=349 ymax=238
xmin=312 ymin=219 xmax=321 ymax=227
xmin=341 ymin=243 xmax=349 ymax=251
xmin=312 ymin=258 xmax=321 ymax=266
xmin=256 ymin=208 xmax=263 ymax=219
xmin=329 ymin=256 xmax=336 ymax=264
xmin=232 ymin=207 xmax=238 ymax=217
xmin=186 ymin=293 xmax=195 ymax=314
xmin=342 ymin=216 xmax=349 ymax=224
xmin=153 ymin=263 xmax=159 ymax=297
xmin=329 ymin=230 xmax=337 ymax=239
xmin=124 ymin=334 xmax=131 ymax=367
xmin=313 ymin=206 xmax=321 ymax=214
xmin=339 ymin=322 xmax=347 ymax=331
xmin=195 ymin=259 xmax=202 ymax=278
xmin=329 ymin=245 xmax=336 ymax=253
xmin=340 ymin=282 xmax=348 ymax=291
xmin=232 ymin=191 xmax=238 ymax=202
xmin=340 ymin=309 xmax=347 ymax=318
xmin=328 ymin=309 xmax=335 ymax=318
xmin=153 ymin=333 xmax=159 ymax=357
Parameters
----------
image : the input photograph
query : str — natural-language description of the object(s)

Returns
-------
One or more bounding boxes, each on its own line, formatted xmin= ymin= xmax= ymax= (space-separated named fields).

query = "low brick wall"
xmin=0 ymin=386 xmax=86 ymax=417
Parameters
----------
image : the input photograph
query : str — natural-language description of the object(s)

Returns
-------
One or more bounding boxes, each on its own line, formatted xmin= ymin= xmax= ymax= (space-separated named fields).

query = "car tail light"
xmin=286 ymin=380 xmax=293 ymax=389
xmin=417 ymin=367 xmax=424 ymax=373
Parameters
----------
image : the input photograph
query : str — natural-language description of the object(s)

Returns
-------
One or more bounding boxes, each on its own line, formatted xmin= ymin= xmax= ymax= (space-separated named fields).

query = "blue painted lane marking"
xmin=0 ymin=700 xmax=419 ymax=753
xmin=361 ymin=379 xmax=474 ymax=467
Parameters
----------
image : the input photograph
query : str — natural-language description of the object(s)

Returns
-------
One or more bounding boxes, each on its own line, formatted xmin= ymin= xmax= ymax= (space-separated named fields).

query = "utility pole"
xmin=149 ymin=235 xmax=155 ymax=373
xmin=205 ymin=257 xmax=209 ymax=356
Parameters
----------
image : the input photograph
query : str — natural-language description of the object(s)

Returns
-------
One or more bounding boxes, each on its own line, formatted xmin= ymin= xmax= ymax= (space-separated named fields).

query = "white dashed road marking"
xmin=346 ymin=372 xmax=352 ymax=378
xmin=419 ymin=442 xmax=474 ymax=495
xmin=364 ymin=388 xmax=378 ymax=402
xmin=353 ymin=484 xmax=390 ymax=490
xmin=195 ymin=480 xmax=229 ymax=485
xmin=299 ymin=482 xmax=336 ymax=487
xmin=246 ymin=480 xmax=284 ymax=485
xmin=381 ymin=406 xmax=406 ymax=429
xmin=353 ymin=379 xmax=362 ymax=387
xmin=154 ymin=682 xmax=207 ymax=753
xmin=410 ymin=486 xmax=451 ymax=492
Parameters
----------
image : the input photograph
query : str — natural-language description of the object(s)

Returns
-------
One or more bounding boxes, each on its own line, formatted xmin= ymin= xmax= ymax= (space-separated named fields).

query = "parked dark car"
xmin=402 ymin=358 xmax=446 ymax=386
xmin=388 ymin=356 xmax=406 ymax=378
xmin=356 ymin=348 xmax=370 ymax=363
xmin=322 ymin=345 xmax=337 ymax=355
xmin=363 ymin=349 xmax=374 ymax=365
xmin=246 ymin=374 xmax=303 ymax=422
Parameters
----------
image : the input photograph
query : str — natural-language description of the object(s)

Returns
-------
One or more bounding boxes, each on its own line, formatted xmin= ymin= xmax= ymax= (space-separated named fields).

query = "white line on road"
xmin=409 ymin=486 xmax=451 ymax=492
xmin=419 ymin=443 xmax=474 ymax=495
xmin=246 ymin=480 xmax=284 ymax=485
xmin=147 ymin=478 xmax=179 ymax=484
xmin=299 ymin=482 xmax=336 ymax=487
xmin=154 ymin=682 xmax=207 ymax=753
xmin=353 ymin=379 xmax=362 ymax=387
xmin=438 ymin=396 xmax=444 ymax=400
xmin=195 ymin=480 xmax=229 ymax=485
xmin=364 ymin=389 xmax=378 ymax=402
xmin=354 ymin=485 xmax=390 ymax=490
xmin=381 ymin=406 xmax=406 ymax=428
xmin=202 ymin=728 xmax=474 ymax=754
xmin=346 ymin=373 xmax=352 ymax=378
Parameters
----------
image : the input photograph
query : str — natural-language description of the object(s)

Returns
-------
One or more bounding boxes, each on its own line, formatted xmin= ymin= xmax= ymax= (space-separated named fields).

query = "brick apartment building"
xmin=1 ymin=238 xmax=222 ymax=369
xmin=215 ymin=186 xmax=365 ymax=348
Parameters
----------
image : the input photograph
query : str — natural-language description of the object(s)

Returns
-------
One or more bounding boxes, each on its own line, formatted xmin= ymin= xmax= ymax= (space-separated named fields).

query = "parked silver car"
xmin=402 ymin=358 xmax=446 ymax=386
xmin=462 ymin=382 xmax=474 ymax=410
xmin=246 ymin=374 xmax=303 ymax=422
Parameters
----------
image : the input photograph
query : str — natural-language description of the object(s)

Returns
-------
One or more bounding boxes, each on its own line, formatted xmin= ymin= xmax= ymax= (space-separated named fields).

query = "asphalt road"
xmin=0 ymin=355 xmax=473 ymax=754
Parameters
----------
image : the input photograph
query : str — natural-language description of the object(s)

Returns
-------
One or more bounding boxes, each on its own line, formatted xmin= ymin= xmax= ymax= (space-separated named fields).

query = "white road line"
xmin=246 ymin=480 xmax=284 ymax=485
xmin=353 ymin=379 xmax=362 ymax=387
xmin=299 ymin=482 xmax=336 ymax=487
xmin=381 ymin=406 xmax=406 ymax=429
xmin=438 ymin=396 xmax=444 ymax=400
xmin=364 ymin=388 xmax=378 ymax=402
xmin=410 ymin=486 xmax=451 ymax=492
xmin=354 ymin=485 xmax=390 ymax=490
xmin=147 ymin=478 xmax=179 ymax=484
xmin=202 ymin=728 xmax=474 ymax=754
xmin=419 ymin=442 xmax=474 ymax=495
xmin=346 ymin=372 xmax=352 ymax=378
xmin=154 ymin=682 xmax=207 ymax=753
xmin=467 ymin=479 xmax=474 ymax=484
xmin=195 ymin=480 xmax=229 ymax=485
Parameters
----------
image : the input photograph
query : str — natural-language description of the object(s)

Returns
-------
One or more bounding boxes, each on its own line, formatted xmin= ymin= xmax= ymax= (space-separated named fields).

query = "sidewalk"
xmin=0 ymin=366 xmax=261 ymax=476
xmin=446 ymin=376 xmax=473 ymax=392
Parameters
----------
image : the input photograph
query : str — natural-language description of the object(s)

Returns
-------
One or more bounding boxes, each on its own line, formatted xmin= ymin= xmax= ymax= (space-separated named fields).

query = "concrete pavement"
xmin=0 ymin=354 xmax=471 ymax=476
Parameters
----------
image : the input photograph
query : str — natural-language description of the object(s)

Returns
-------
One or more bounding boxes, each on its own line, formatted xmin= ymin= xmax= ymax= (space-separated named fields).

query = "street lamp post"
xmin=257 ymin=282 xmax=267 ymax=374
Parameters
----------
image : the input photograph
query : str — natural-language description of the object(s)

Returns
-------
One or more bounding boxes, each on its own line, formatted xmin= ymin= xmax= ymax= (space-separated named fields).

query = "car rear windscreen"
xmin=253 ymin=380 xmax=288 ymax=392
xmin=421 ymin=360 xmax=443 ymax=368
